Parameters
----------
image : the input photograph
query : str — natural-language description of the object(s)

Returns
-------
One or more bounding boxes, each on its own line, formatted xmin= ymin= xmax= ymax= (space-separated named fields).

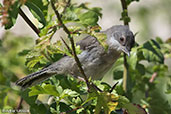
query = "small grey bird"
xmin=15 ymin=25 xmax=134 ymax=89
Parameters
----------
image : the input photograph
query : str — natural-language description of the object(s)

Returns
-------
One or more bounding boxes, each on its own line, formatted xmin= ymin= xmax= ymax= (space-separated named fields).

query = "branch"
xmin=19 ymin=8 xmax=40 ymax=36
xmin=123 ymin=54 xmax=128 ymax=92
xmin=60 ymin=36 xmax=72 ymax=54
xmin=120 ymin=0 xmax=129 ymax=26
xmin=50 ymin=0 xmax=90 ymax=89
xmin=120 ymin=0 xmax=129 ymax=92
xmin=62 ymin=0 xmax=71 ymax=16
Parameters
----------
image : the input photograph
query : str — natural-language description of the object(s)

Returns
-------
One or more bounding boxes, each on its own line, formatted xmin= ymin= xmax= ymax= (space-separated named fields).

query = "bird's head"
xmin=105 ymin=25 xmax=135 ymax=56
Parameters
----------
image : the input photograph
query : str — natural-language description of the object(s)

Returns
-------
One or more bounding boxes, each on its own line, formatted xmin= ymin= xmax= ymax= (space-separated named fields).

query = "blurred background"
xmin=0 ymin=0 xmax=171 ymax=113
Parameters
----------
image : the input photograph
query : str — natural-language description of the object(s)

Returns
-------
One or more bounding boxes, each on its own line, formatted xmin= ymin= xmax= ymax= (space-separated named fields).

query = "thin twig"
xmin=60 ymin=36 xmax=72 ymax=54
xmin=16 ymin=97 xmax=23 ymax=110
xmin=50 ymin=0 xmax=90 ymax=89
xmin=19 ymin=8 xmax=40 ymax=36
xmin=123 ymin=54 xmax=128 ymax=92
xmin=62 ymin=0 xmax=71 ymax=16
xmin=120 ymin=0 xmax=129 ymax=92
xmin=91 ymin=83 xmax=103 ymax=92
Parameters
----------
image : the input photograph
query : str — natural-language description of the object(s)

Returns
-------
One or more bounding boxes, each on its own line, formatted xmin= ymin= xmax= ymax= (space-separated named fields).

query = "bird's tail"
xmin=15 ymin=68 xmax=53 ymax=89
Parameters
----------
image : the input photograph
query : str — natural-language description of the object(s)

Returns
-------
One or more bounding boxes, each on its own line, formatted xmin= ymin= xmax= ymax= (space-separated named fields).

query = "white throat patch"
xmin=107 ymin=36 xmax=122 ymax=52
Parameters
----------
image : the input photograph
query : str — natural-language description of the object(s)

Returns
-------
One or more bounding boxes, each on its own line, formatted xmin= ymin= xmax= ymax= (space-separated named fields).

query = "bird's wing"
xmin=76 ymin=35 xmax=101 ymax=50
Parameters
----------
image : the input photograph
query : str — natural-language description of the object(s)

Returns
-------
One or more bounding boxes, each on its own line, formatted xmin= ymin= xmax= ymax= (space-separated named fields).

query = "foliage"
xmin=0 ymin=32 xmax=34 ymax=112
xmin=0 ymin=0 xmax=171 ymax=114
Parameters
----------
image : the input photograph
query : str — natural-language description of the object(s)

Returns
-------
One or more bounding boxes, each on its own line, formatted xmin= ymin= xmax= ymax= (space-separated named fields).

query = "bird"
xmin=15 ymin=25 xmax=135 ymax=89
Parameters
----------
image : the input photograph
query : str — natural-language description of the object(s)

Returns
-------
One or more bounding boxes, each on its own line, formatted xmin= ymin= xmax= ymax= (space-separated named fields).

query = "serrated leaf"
xmin=25 ymin=2 xmax=47 ymax=27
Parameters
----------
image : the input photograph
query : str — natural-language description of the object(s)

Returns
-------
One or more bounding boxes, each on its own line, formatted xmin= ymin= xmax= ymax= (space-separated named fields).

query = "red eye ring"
xmin=120 ymin=37 xmax=124 ymax=42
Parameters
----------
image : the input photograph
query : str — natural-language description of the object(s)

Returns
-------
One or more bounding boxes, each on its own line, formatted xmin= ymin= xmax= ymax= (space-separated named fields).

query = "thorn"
xmin=109 ymin=81 xmax=119 ymax=93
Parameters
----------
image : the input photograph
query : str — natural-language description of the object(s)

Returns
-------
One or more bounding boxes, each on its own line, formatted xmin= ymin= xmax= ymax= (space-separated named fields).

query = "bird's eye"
xmin=120 ymin=37 xmax=124 ymax=42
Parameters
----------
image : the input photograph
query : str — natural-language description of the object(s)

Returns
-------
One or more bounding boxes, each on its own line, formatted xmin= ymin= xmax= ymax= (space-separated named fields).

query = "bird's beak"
xmin=121 ymin=46 xmax=130 ymax=56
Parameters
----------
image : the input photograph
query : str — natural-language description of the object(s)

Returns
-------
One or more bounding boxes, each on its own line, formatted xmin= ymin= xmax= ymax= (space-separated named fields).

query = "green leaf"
xmin=94 ymin=32 xmax=108 ymax=51
xmin=118 ymin=96 xmax=147 ymax=114
xmin=61 ymin=89 xmax=79 ymax=97
xmin=29 ymin=84 xmax=59 ymax=96
xmin=156 ymin=37 xmax=163 ymax=44
xmin=113 ymin=66 xmax=123 ymax=80
xmin=62 ymin=5 xmax=79 ymax=22
xmin=139 ymin=39 xmax=164 ymax=63
xmin=128 ymin=48 xmax=138 ymax=70
xmin=57 ymin=102 xmax=75 ymax=114
xmin=123 ymin=103 xmax=147 ymax=114
xmin=26 ymin=55 xmax=46 ymax=71
xmin=136 ymin=63 xmax=145 ymax=75
xmin=29 ymin=85 xmax=45 ymax=96
xmin=20 ymin=89 xmax=37 ymax=105
xmin=90 ymin=7 xmax=102 ymax=18
xmin=78 ymin=11 xmax=99 ymax=26
xmin=25 ymin=2 xmax=47 ymax=28
xmin=18 ymin=49 xmax=31 ymax=56
xmin=30 ymin=103 xmax=47 ymax=114
xmin=27 ymin=0 xmax=49 ymax=16
xmin=165 ymin=82 xmax=171 ymax=94
xmin=43 ymin=84 xmax=59 ymax=96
